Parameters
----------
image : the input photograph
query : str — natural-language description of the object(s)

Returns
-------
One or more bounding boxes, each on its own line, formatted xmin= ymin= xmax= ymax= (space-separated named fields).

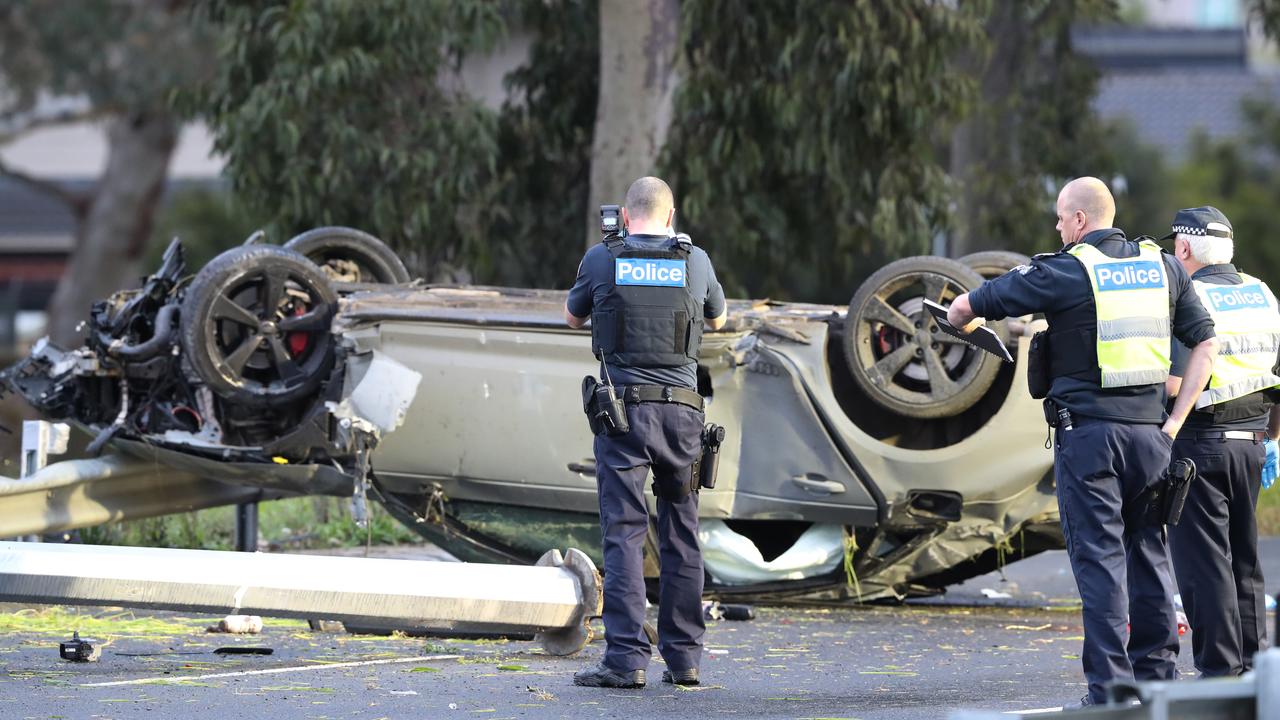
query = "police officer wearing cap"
xmin=565 ymin=176 xmax=726 ymax=689
xmin=1163 ymin=206 xmax=1276 ymax=677
xmin=948 ymin=177 xmax=1218 ymax=707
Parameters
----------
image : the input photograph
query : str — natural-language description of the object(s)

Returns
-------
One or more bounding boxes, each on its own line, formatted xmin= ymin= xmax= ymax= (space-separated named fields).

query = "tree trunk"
xmin=45 ymin=112 xmax=178 ymax=347
xmin=585 ymin=0 xmax=680 ymax=248
xmin=948 ymin=0 xmax=1022 ymax=257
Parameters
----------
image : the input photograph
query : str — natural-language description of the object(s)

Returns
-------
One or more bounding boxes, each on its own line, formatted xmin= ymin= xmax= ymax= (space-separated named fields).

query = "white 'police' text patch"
xmin=1093 ymin=261 xmax=1164 ymax=292
xmin=615 ymin=258 xmax=687 ymax=287
xmin=1205 ymin=284 xmax=1271 ymax=312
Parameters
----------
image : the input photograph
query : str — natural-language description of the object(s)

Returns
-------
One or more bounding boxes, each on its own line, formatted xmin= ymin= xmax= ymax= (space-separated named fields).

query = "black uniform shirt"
xmin=1169 ymin=263 xmax=1278 ymax=433
xmin=968 ymin=228 xmax=1215 ymax=424
xmin=567 ymin=233 xmax=726 ymax=389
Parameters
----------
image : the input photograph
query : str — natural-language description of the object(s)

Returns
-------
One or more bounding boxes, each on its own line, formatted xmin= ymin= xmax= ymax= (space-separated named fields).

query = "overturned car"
xmin=1 ymin=229 xmax=1058 ymax=602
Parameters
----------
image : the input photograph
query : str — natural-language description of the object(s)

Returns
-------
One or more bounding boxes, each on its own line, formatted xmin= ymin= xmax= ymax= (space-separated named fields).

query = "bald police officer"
xmin=566 ymin=176 xmax=726 ymax=689
xmin=948 ymin=177 xmax=1218 ymax=707
xmin=1163 ymin=206 xmax=1276 ymax=677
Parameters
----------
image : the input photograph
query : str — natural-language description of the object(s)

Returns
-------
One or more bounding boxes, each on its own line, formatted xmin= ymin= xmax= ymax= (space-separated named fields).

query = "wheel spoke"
xmin=863 ymin=296 xmax=916 ymax=336
xmin=211 ymin=295 xmax=260 ymax=327
xmin=866 ymin=342 xmax=917 ymax=387
xmin=922 ymin=273 xmax=951 ymax=304
xmin=278 ymin=306 xmax=331 ymax=333
xmin=224 ymin=334 xmax=264 ymax=376
xmin=921 ymin=341 xmax=959 ymax=396
xmin=267 ymin=335 xmax=303 ymax=382
xmin=261 ymin=269 xmax=288 ymax=314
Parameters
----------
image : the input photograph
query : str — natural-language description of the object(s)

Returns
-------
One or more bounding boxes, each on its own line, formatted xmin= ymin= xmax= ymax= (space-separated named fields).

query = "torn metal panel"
xmin=326 ymin=348 xmax=423 ymax=437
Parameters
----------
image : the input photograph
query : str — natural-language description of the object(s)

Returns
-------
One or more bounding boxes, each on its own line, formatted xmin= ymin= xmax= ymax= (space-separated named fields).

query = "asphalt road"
xmin=0 ymin=540 xmax=1275 ymax=720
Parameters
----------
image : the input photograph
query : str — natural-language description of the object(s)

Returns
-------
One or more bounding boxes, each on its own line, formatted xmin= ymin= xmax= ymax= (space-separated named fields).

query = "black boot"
xmin=573 ymin=663 xmax=645 ymax=689
xmin=661 ymin=668 xmax=699 ymax=686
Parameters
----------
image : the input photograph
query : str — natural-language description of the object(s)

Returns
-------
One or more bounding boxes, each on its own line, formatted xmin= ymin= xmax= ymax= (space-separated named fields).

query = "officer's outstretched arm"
xmin=565 ymin=304 xmax=589 ymax=329
xmin=1163 ymin=337 xmax=1219 ymax=439
xmin=706 ymin=311 xmax=727 ymax=331
xmin=946 ymin=293 xmax=987 ymax=334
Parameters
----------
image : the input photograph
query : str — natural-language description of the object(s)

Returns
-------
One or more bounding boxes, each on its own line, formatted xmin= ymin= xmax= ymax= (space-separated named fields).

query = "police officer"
xmin=947 ymin=177 xmax=1218 ymax=707
xmin=1163 ymin=206 xmax=1276 ymax=677
xmin=565 ymin=176 xmax=726 ymax=689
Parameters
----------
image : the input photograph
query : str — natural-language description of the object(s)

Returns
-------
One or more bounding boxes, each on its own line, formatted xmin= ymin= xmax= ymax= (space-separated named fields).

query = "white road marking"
xmin=1007 ymin=707 xmax=1066 ymax=715
xmin=81 ymin=654 xmax=462 ymax=687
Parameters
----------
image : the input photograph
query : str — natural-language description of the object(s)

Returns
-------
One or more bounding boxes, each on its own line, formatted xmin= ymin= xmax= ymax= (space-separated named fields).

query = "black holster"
xmin=582 ymin=376 xmax=630 ymax=436
xmin=1027 ymin=330 xmax=1051 ymax=400
xmin=1127 ymin=457 xmax=1197 ymax=527
xmin=698 ymin=423 xmax=726 ymax=490
xmin=654 ymin=423 xmax=726 ymax=502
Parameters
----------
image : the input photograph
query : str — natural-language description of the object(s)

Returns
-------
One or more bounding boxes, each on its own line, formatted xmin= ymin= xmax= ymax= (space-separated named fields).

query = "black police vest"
xmin=590 ymin=238 xmax=703 ymax=368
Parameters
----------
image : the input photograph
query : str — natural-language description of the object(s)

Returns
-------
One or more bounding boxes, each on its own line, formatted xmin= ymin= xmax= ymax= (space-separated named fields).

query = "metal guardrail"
xmin=0 ymin=541 xmax=601 ymax=655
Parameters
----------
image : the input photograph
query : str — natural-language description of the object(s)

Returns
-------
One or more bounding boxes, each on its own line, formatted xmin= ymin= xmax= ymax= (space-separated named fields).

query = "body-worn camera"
xmin=600 ymin=204 xmax=625 ymax=240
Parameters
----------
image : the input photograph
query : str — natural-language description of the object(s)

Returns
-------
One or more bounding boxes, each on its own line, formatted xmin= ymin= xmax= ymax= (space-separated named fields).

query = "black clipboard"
xmin=922 ymin=299 xmax=1013 ymax=363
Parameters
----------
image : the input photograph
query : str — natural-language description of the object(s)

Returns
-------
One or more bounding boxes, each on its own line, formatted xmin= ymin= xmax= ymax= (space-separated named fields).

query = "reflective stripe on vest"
xmin=1192 ymin=272 xmax=1280 ymax=407
xmin=1068 ymin=239 xmax=1171 ymax=388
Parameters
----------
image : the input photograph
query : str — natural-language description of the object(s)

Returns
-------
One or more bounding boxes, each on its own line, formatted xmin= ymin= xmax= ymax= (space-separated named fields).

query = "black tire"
xmin=283 ymin=226 xmax=411 ymax=284
xmin=959 ymin=250 xmax=1032 ymax=280
xmin=180 ymin=245 xmax=338 ymax=407
xmin=844 ymin=256 xmax=1006 ymax=419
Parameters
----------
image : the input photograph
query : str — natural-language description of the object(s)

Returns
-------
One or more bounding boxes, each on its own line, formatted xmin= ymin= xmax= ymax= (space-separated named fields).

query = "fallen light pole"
xmin=0 ymin=542 xmax=601 ymax=655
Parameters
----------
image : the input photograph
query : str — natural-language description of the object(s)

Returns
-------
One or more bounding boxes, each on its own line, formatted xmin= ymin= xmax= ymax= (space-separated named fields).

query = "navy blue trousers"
xmin=1054 ymin=419 xmax=1179 ymax=703
xmin=1169 ymin=435 xmax=1268 ymax=676
xmin=594 ymin=401 xmax=705 ymax=673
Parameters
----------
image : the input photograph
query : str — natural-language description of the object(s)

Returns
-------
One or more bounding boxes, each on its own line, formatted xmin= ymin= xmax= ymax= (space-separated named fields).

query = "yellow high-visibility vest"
xmin=1192 ymin=272 xmax=1280 ymax=407
xmin=1068 ymin=239 xmax=1171 ymax=388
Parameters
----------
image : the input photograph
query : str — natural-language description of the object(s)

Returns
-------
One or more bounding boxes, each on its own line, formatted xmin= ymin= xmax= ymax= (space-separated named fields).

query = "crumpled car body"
xmin=1 ymin=232 xmax=1060 ymax=602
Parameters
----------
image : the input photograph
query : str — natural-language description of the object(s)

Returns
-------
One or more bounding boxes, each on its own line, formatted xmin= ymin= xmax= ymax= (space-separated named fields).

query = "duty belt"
xmin=1193 ymin=430 xmax=1267 ymax=443
xmin=620 ymin=384 xmax=704 ymax=411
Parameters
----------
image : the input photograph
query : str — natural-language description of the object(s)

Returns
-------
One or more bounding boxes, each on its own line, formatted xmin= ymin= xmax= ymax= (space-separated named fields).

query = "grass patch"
xmin=1257 ymin=488 xmax=1280 ymax=536
xmin=76 ymin=496 xmax=421 ymax=550
xmin=0 ymin=607 xmax=201 ymax=639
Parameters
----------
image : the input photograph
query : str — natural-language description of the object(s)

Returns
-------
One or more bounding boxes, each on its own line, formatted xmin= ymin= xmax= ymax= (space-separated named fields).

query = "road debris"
xmin=58 ymin=631 xmax=101 ymax=662
xmin=208 ymin=615 xmax=264 ymax=633
xmin=526 ymin=685 xmax=556 ymax=701
xmin=213 ymin=647 xmax=274 ymax=655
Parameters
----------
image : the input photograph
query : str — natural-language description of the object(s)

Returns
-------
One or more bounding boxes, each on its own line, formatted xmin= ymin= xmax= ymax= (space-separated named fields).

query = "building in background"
xmin=1083 ymin=0 xmax=1280 ymax=161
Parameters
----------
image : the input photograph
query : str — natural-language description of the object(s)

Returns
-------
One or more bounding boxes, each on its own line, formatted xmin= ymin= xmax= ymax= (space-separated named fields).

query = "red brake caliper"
xmin=286 ymin=305 xmax=309 ymax=356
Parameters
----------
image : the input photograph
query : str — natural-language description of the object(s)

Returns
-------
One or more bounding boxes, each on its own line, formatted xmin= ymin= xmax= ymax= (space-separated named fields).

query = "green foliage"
xmin=195 ymin=0 xmax=506 ymax=280
xmin=1097 ymin=120 xmax=1173 ymax=239
xmin=1252 ymin=0 xmax=1280 ymax=41
xmin=662 ymin=0 xmax=983 ymax=302
xmin=484 ymin=0 xmax=599 ymax=288
xmin=146 ymin=185 xmax=270 ymax=271
xmin=954 ymin=0 xmax=1120 ymax=257
xmin=0 ymin=0 xmax=207 ymax=121
xmin=78 ymin=496 xmax=421 ymax=550
xmin=1167 ymin=101 xmax=1280 ymax=289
